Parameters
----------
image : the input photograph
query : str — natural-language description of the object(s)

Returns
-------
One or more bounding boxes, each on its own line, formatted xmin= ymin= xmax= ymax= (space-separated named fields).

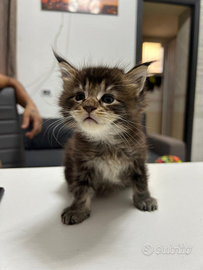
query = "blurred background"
xmin=0 ymin=0 xmax=202 ymax=168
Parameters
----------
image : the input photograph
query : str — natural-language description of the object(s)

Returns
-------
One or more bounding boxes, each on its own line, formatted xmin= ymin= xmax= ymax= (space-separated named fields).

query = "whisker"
xmin=42 ymin=119 xmax=64 ymax=146
xmin=52 ymin=123 xmax=64 ymax=147
xmin=116 ymin=116 xmax=145 ymax=143
xmin=101 ymin=111 xmax=145 ymax=145
xmin=100 ymin=111 xmax=144 ymax=149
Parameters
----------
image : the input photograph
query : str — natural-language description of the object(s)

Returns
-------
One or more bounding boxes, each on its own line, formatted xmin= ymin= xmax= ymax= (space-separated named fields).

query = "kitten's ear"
xmin=125 ymin=62 xmax=151 ymax=94
xmin=53 ymin=50 xmax=77 ymax=80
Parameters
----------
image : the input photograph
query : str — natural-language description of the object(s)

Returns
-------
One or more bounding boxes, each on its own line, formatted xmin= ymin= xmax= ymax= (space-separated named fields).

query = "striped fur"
xmin=55 ymin=54 xmax=158 ymax=225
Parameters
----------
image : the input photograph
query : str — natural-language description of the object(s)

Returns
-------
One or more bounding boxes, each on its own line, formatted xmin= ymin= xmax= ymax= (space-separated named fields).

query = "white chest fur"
xmin=94 ymin=154 xmax=131 ymax=184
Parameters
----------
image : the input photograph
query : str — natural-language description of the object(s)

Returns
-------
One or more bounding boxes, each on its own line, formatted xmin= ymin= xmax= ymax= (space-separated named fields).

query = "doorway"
xmin=136 ymin=0 xmax=200 ymax=161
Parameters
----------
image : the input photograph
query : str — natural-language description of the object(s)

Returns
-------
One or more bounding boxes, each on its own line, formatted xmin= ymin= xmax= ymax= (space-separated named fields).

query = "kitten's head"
xmin=55 ymin=53 xmax=150 ymax=141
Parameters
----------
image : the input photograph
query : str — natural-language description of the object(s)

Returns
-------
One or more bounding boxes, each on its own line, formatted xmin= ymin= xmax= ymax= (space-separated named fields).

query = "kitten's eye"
xmin=101 ymin=94 xmax=114 ymax=104
xmin=75 ymin=92 xmax=85 ymax=101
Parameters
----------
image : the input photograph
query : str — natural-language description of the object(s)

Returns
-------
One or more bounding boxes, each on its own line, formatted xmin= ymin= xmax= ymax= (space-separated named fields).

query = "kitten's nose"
xmin=83 ymin=106 xmax=96 ymax=114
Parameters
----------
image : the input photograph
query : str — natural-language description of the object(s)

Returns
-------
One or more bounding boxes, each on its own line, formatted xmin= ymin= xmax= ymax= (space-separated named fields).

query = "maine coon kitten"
xmin=55 ymin=52 xmax=158 ymax=225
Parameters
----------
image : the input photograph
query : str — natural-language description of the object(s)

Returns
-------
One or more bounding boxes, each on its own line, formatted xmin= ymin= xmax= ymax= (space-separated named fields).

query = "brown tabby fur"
xmin=55 ymin=52 xmax=158 ymax=225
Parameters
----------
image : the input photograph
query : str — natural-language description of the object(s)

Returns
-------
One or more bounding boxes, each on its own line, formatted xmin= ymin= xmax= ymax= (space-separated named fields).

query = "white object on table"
xmin=0 ymin=163 xmax=203 ymax=270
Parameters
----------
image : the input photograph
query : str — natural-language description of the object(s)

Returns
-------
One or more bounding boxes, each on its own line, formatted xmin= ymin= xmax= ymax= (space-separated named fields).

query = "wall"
xmin=172 ymin=9 xmax=190 ymax=140
xmin=17 ymin=0 xmax=137 ymax=118
xmin=146 ymin=86 xmax=163 ymax=134
xmin=191 ymin=1 xmax=203 ymax=161
xmin=162 ymin=38 xmax=176 ymax=136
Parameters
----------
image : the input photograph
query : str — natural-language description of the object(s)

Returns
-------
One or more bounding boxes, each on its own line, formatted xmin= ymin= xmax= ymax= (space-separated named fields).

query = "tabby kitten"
xmin=55 ymin=52 xmax=158 ymax=225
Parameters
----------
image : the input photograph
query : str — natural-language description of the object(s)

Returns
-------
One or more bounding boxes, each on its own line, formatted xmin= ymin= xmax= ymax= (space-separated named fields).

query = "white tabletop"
xmin=0 ymin=163 xmax=203 ymax=270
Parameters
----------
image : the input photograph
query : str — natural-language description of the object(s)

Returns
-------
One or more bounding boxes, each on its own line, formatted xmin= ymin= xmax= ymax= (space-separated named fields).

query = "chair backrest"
xmin=0 ymin=87 xmax=25 ymax=168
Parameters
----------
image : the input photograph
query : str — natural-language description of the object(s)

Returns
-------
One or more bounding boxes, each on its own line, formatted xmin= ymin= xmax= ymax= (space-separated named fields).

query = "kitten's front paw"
xmin=134 ymin=197 xmax=158 ymax=212
xmin=61 ymin=207 xmax=91 ymax=225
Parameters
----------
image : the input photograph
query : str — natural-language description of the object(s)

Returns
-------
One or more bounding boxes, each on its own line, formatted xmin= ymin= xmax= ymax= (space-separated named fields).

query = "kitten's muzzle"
xmin=83 ymin=106 xmax=96 ymax=114
xmin=83 ymin=111 xmax=98 ymax=124
xmin=84 ymin=116 xmax=98 ymax=124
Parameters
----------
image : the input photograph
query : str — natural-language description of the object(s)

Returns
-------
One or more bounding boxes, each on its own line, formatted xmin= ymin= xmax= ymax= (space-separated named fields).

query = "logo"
xmin=142 ymin=243 xmax=154 ymax=256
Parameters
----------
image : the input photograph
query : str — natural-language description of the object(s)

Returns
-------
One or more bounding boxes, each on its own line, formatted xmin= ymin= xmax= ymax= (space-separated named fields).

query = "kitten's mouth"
xmin=84 ymin=116 xmax=98 ymax=124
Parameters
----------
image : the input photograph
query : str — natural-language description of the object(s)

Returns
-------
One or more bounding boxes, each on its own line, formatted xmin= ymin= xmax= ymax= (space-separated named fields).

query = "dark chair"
xmin=147 ymin=133 xmax=186 ymax=162
xmin=0 ymin=87 xmax=25 ymax=168
xmin=20 ymin=116 xmax=72 ymax=167
xmin=141 ymin=114 xmax=186 ymax=162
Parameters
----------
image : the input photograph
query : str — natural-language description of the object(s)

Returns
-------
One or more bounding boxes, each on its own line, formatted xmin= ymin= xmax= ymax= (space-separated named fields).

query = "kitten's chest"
xmin=94 ymin=149 xmax=132 ymax=183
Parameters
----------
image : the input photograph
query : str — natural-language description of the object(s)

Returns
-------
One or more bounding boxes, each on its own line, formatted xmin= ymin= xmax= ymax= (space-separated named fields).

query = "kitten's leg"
xmin=62 ymin=170 xmax=95 ymax=225
xmin=132 ymin=162 xmax=158 ymax=212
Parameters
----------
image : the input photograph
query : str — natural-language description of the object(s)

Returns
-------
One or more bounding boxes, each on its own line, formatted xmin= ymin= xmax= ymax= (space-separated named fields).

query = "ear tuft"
xmin=126 ymin=62 xmax=151 ymax=94
xmin=53 ymin=50 xmax=68 ymax=64
xmin=53 ymin=50 xmax=77 ymax=80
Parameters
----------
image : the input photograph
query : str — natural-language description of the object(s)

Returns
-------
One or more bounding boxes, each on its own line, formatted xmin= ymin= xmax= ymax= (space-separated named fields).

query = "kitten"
xmin=55 ymin=52 xmax=158 ymax=225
